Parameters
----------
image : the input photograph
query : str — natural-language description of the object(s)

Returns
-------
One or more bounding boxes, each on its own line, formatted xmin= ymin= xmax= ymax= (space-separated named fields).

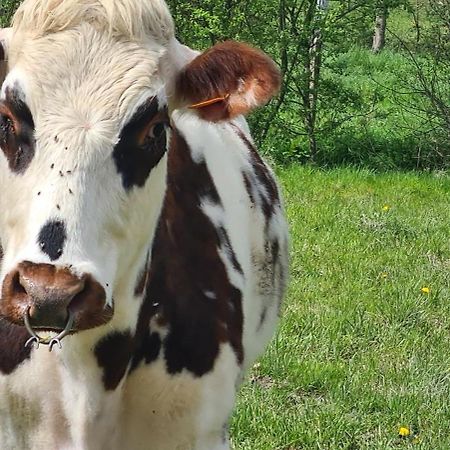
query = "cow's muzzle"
xmin=0 ymin=261 xmax=113 ymax=349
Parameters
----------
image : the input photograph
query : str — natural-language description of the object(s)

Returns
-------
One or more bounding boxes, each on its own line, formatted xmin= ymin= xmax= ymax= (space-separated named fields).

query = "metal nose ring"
xmin=24 ymin=308 xmax=74 ymax=352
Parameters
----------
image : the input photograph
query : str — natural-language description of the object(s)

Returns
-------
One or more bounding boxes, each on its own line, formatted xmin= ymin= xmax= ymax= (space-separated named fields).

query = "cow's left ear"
xmin=174 ymin=41 xmax=281 ymax=122
xmin=0 ymin=28 xmax=12 ymax=87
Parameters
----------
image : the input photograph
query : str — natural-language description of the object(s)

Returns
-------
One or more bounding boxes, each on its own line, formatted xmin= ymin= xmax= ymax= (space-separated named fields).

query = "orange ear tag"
xmin=189 ymin=94 xmax=230 ymax=109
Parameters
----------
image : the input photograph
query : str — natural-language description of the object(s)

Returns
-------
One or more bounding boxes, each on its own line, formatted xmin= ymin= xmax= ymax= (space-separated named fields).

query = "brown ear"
xmin=174 ymin=41 xmax=281 ymax=122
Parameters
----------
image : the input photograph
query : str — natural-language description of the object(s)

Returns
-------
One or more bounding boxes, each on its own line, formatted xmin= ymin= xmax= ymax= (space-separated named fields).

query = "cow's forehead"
xmin=5 ymin=24 xmax=165 ymax=132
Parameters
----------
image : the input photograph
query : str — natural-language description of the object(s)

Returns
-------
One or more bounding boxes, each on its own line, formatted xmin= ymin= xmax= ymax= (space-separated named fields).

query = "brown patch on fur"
xmin=0 ymin=319 xmax=33 ymax=375
xmin=175 ymin=41 xmax=281 ymax=121
xmin=94 ymin=331 xmax=134 ymax=391
xmin=134 ymin=255 xmax=150 ymax=297
xmin=134 ymin=127 xmax=244 ymax=376
xmin=0 ymin=63 xmax=6 ymax=87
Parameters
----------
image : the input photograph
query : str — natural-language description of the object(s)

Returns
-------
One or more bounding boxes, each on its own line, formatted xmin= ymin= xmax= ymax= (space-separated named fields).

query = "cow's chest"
xmin=0 ymin=343 xmax=238 ymax=450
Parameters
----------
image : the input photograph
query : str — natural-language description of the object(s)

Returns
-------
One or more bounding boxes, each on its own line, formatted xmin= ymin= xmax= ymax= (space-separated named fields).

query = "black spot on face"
xmin=94 ymin=331 xmax=133 ymax=391
xmin=37 ymin=220 xmax=67 ymax=261
xmin=0 ymin=87 xmax=35 ymax=174
xmin=113 ymin=97 xmax=169 ymax=190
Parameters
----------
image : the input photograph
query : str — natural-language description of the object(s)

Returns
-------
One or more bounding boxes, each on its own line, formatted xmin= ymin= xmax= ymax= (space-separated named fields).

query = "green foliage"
xmin=169 ymin=0 xmax=449 ymax=170
xmin=0 ymin=0 xmax=19 ymax=27
xmin=1 ymin=1 xmax=449 ymax=170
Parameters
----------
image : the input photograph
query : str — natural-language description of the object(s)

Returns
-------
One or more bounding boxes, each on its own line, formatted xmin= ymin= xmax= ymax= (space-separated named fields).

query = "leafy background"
xmin=1 ymin=0 xmax=449 ymax=170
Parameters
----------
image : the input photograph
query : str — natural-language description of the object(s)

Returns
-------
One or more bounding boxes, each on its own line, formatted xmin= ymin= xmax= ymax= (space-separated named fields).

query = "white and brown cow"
xmin=0 ymin=1 xmax=289 ymax=449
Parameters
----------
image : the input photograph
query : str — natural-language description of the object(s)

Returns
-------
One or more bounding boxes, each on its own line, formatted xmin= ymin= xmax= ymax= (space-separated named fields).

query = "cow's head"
xmin=0 ymin=0 xmax=280 ymax=340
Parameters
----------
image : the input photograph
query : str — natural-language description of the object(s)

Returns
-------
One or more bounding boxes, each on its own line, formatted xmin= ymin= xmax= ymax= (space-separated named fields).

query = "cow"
xmin=0 ymin=1 xmax=289 ymax=449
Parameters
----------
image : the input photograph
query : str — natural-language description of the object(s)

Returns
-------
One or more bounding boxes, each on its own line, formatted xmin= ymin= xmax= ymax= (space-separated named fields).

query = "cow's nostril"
xmin=15 ymin=262 xmax=86 ymax=330
xmin=11 ymin=271 xmax=27 ymax=297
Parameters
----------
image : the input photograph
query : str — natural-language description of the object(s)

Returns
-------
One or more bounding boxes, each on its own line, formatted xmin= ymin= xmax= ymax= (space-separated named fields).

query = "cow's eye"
xmin=147 ymin=122 xmax=166 ymax=141
xmin=0 ymin=114 xmax=15 ymax=141
xmin=141 ymin=121 xmax=167 ymax=151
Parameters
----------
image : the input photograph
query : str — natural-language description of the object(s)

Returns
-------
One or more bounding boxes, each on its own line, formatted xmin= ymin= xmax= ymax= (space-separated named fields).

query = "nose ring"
xmin=24 ymin=308 xmax=74 ymax=352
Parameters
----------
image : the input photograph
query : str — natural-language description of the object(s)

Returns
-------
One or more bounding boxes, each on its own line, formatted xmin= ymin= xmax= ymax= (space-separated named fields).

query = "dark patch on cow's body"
xmin=94 ymin=331 xmax=134 ymax=391
xmin=134 ymin=256 xmax=150 ymax=297
xmin=217 ymin=226 xmax=243 ymax=275
xmin=0 ymin=320 xmax=32 ymax=375
xmin=0 ymin=87 xmax=35 ymax=173
xmin=242 ymin=172 xmax=255 ymax=204
xmin=129 ymin=331 xmax=161 ymax=372
xmin=138 ymin=128 xmax=244 ymax=377
xmin=113 ymin=97 xmax=169 ymax=190
xmin=232 ymin=124 xmax=280 ymax=221
xmin=37 ymin=220 xmax=66 ymax=261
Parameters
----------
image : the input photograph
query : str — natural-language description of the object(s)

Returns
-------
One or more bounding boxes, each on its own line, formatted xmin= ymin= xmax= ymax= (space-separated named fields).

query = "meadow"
xmin=232 ymin=166 xmax=450 ymax=450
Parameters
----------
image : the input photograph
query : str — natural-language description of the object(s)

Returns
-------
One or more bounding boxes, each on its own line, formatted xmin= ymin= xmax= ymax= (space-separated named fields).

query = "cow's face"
xmin=0 ymin=5 xmax=280 ymax=338
xmin=0 ymin=25 xmax=171 ymax=333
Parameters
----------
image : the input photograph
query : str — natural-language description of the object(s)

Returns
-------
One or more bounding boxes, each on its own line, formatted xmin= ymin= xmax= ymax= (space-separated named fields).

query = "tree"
xmin=372 ymin=1 xmax=388 ymax=52
xmin=0 ymin=0 xmax=20 ymax=27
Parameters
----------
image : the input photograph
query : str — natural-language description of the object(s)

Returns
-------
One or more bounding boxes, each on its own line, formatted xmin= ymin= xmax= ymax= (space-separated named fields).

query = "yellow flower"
xmin=382 ymin=205 xmax=391 ymax=212
xmin=381 ymin=272 xmax=388 ymax=279
xmin=399 ymin=426 xmax=410 ymax=437
xmin=421 ymin=287 xmax=431 ymax=294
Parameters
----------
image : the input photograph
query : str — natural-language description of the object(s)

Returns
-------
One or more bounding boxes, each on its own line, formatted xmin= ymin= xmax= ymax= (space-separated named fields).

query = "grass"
xmin=231 ymin=166 xmax=450 ymax=450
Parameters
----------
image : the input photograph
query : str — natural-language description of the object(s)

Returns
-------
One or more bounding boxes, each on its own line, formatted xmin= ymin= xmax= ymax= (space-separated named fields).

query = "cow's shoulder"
xmin=131 ymin=124 xmax=244 ymax=378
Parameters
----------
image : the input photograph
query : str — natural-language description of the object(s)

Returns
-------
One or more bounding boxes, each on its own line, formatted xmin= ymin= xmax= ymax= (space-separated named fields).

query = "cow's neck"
xmin=49 ymin=156 xmax=170 ymax=445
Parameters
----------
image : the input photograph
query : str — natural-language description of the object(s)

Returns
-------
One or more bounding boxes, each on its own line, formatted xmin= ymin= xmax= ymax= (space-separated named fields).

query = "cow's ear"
xmin=0 ymin=29 xmax=12 ymax=87
xmin=174 ymin=41 xmax=281 ymax=122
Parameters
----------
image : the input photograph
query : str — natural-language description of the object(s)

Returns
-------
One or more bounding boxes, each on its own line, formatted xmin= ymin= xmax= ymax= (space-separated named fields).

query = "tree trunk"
xmin=372 ymin=3 xmax=388 ymax=53
xmin=412 ymin=0 xmax=421 ymax=43
xmin=307 ymin=27 xmax=323 ymax=161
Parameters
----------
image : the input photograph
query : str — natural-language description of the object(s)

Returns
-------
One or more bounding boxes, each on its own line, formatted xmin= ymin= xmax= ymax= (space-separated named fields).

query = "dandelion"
xmin=380 ymin=272 xmax=388 ymax=279
xmin=399 ymin=426 xmax=410 ymax=437
xmin=382 ymin=205 xmax=391 ymax=212
xmin=421 ymin=287 xmax=430 ymax=294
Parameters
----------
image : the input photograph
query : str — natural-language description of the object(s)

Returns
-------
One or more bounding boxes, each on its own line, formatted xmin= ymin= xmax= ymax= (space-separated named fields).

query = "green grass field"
xmin=231 ymin=166 xmax=450 ymax=450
